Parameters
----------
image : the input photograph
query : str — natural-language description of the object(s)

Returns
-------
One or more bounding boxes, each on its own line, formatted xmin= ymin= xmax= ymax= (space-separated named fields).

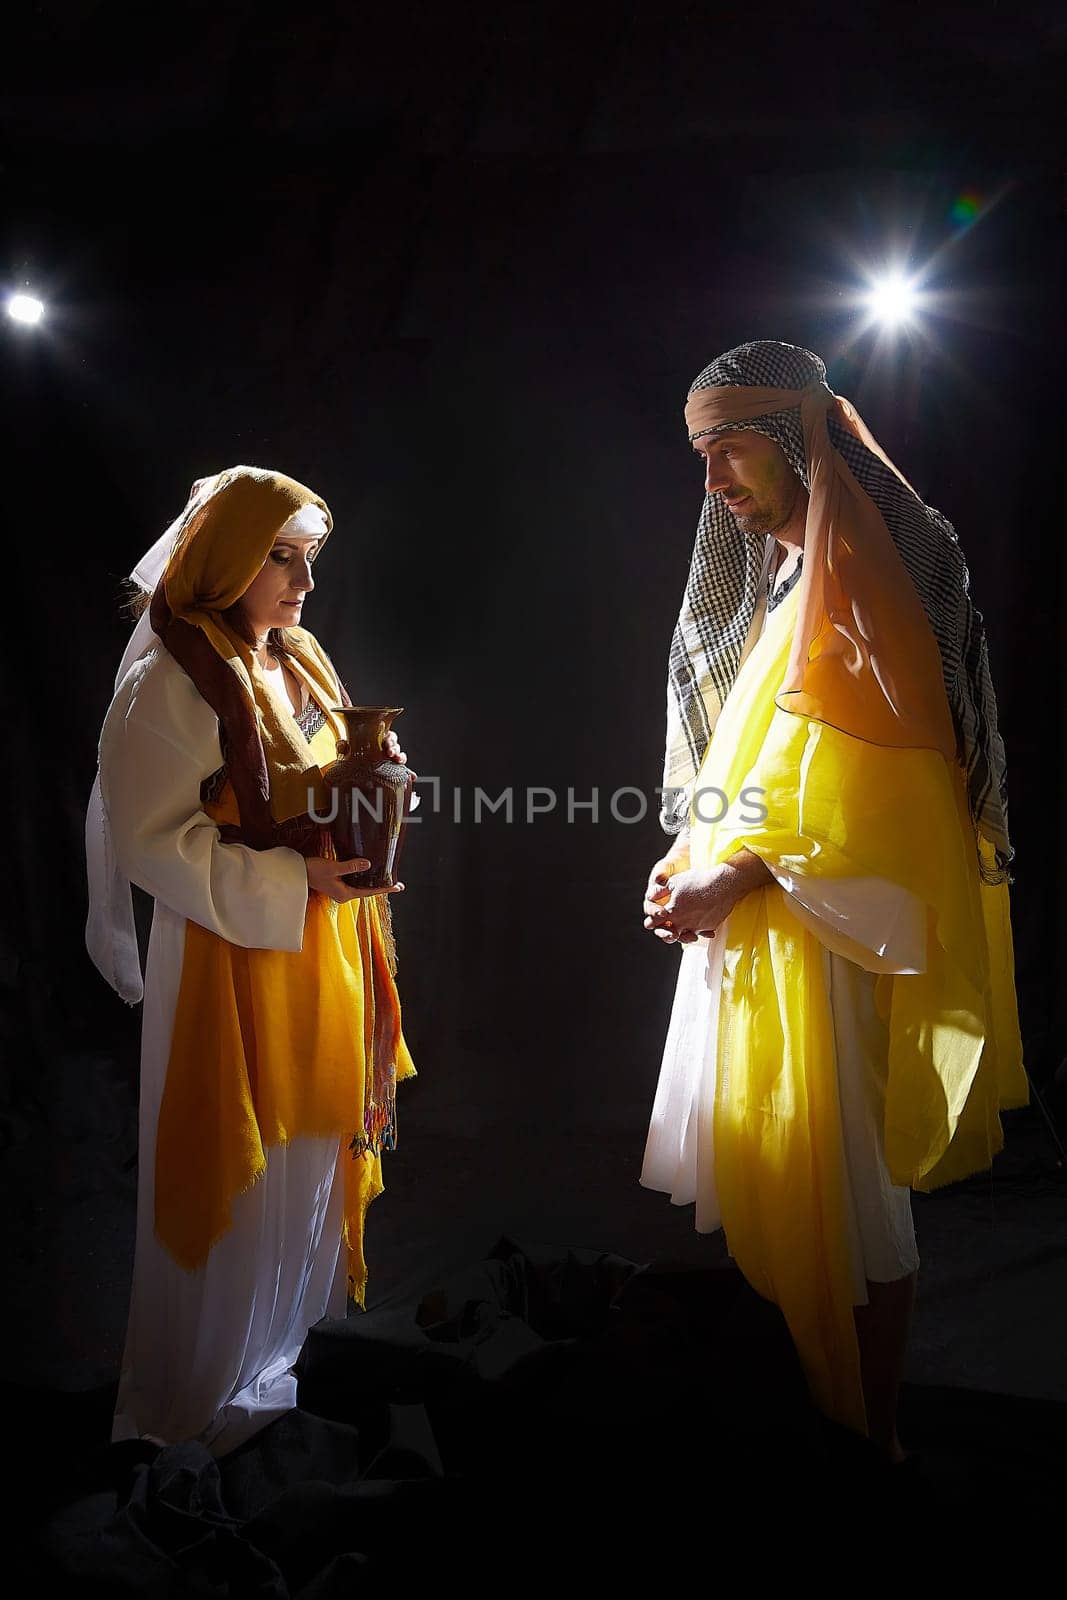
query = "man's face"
xmin=692 ymin=428 xmax=803 ymax=533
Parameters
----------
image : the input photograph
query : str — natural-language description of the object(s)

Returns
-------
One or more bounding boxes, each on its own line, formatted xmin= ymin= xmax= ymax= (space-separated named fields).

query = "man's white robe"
xmin=641 ymin=551 xmax=922 ymax=1302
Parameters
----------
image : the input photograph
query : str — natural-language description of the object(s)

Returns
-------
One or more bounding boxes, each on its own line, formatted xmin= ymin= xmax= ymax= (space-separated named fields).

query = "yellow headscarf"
xmin=150 ymin=466 xmax=348 ymax=844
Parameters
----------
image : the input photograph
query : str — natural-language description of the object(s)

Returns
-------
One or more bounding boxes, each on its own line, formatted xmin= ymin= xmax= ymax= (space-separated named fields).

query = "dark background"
xmin=1 ymin=1 xmax=1064 ymax=1395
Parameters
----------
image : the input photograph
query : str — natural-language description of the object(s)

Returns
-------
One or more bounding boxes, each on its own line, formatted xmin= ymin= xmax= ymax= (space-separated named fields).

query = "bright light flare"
xmin=6 ymin=292 xmax=44 ymax=325
xmin=864 ymin=272 xmax=920 ymax=328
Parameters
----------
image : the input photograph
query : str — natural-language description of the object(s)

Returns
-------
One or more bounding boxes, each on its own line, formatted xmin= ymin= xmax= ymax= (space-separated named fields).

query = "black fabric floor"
xmin=5 ymin=1053 xmax=1066 ymax=1588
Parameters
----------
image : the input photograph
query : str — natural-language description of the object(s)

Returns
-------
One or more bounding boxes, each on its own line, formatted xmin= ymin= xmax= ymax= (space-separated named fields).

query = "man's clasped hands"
xmin=642 ymin=840 xmax=773 ymax=945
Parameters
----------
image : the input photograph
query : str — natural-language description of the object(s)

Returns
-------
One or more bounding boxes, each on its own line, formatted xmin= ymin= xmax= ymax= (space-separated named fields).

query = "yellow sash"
xmin=691 ymin=584 xmax=1027 ymax=1431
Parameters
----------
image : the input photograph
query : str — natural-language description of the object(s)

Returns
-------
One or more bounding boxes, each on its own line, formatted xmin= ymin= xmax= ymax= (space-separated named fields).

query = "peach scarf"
xmin=684 ymin=379 xmax=957 ymax=761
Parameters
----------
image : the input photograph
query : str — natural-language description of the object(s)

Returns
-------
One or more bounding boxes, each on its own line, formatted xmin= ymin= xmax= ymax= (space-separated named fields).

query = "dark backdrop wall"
xmin=1 ymin=4 xmax=1064 ymax=1336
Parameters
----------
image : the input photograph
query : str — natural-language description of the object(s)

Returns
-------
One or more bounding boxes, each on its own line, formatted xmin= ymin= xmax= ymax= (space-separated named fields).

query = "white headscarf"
xmin=84 ymin=477 xmax=222 ymax=1001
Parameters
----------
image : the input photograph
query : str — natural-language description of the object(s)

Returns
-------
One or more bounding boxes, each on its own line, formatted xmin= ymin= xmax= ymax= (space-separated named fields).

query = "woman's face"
xmin=239 ymin=532 xmax=320 ymax=637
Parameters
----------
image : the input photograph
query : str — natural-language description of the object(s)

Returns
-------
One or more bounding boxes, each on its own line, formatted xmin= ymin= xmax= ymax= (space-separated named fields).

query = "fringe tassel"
xmin=979 ymin=861 xmax=1013 ymax=887
xmin=348 ymin=1091 xmax=398 ymax=1159
xmin=380 ymin=895 xmax=399 ymax=976
xmin=975 ymin=822 xmax=1015 ymax=887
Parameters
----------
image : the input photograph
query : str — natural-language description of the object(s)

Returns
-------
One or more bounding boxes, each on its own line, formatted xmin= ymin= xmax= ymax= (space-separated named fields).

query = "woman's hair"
xmin=117 ymin=579 xmax=292 ymax=656
xmin=118 ymin=577 xmax=151 ymax=619
xmin=221 ymin=600 xmax=293 ymax=658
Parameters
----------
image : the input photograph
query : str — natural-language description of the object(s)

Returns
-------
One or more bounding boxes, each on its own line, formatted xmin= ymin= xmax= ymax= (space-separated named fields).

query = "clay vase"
xmin=320 ymin=706 xmax=414 ymax=889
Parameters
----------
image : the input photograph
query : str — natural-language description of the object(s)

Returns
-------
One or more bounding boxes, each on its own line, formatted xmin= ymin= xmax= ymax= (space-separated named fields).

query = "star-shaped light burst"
xmin=863 ymin=270 xmax=921 ymax=329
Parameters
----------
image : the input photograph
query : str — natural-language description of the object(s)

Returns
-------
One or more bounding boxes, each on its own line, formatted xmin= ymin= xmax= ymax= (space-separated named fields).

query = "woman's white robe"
xmin=99 ymin=645 xmax=348 ymax=1456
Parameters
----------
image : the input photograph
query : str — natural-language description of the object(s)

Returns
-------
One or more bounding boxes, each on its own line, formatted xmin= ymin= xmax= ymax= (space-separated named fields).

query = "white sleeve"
xmin=98 ymin=649 xmax=309 ymax=951
xmin=766 ymin=866 xmax=927 ymax=975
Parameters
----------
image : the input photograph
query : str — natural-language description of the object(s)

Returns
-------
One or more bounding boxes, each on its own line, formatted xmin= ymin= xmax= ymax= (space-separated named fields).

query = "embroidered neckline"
xmin=297 ymin=699 xmax=326 ymax=738
xmin=768 ymin=553 xmax=803 ymax=611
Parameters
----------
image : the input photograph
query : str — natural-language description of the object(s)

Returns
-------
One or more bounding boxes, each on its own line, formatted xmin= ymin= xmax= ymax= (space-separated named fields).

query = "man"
xmin=639 ymin=340 xmax=1027 ymax=1464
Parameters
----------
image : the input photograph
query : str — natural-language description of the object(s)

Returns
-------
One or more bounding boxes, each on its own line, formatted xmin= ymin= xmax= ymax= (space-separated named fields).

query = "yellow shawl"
xmin=158 ymin=690 xmax=415 ymax=1308
xmin=691 ymin=580 xmax=1026 ymax=1433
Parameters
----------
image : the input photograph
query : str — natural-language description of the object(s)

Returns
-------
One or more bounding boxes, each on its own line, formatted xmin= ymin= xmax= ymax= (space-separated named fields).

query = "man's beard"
xmin=733 ymin=498 xmax=778 ymax=534
xmin=732 ymin=479 xmax=802 ymax=538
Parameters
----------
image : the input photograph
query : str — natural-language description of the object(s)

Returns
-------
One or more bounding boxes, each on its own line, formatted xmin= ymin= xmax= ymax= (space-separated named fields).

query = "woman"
xmin=86 ymin=466 xmax=415 ymax=1456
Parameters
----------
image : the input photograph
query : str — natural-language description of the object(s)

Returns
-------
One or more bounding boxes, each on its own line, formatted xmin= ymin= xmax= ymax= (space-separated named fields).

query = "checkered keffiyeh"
xmin=662 ymin=340 xmax=1014 ymax=885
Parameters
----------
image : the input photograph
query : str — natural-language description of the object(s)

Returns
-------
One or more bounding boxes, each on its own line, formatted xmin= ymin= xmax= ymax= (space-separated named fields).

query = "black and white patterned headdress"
xmin=662 ymin=339 xmax=1013 ymax=885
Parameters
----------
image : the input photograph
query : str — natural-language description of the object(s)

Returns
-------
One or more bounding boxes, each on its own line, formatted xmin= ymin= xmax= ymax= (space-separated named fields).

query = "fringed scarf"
xmin=663 ymin=341 xmax=1014 ymax=885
